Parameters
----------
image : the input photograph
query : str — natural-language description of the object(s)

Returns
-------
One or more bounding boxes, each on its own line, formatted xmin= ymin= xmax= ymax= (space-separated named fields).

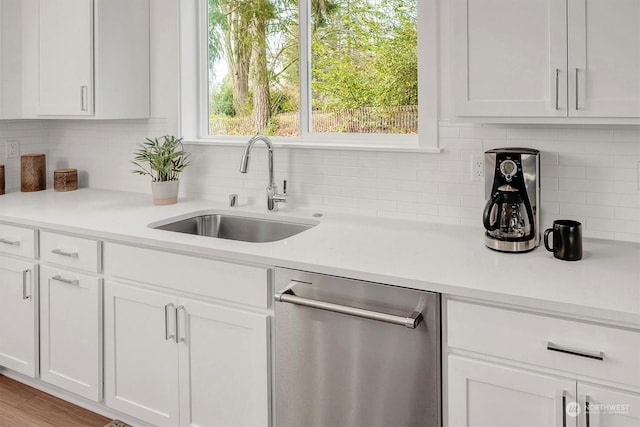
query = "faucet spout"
xmin=239 ymin=135 xmax=275 ymax=187
xmin=239 ymin=135 xmax=285 ymax=211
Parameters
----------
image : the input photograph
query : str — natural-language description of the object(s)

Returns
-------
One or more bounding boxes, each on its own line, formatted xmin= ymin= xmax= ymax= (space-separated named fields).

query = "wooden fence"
xmin=210 ymin=105 xmax=418 ymax=135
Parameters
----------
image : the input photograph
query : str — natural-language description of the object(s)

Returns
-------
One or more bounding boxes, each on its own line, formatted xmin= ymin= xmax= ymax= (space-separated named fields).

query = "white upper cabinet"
xmin=453 ymin=0 xmax=640 ymax=120
xmin=38 ymin=0 xmax=93 ymax=116
xmin=453 ymin=0 xmax=567 ymax=117
xmin=31 ymin=0 xmax=149 ymax=118
xmin=567 ymin=0 xmax=640 ymax=117
xmin=0 ymin=0 xmax=23 ymax=119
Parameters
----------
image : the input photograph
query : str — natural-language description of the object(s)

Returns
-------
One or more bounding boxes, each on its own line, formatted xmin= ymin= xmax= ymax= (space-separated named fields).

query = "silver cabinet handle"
xmin=562 ymin=390 xmax=567 ymax=427
xmin=165 ymin=303 xmax=176 ymax=341
xmin=555 ymin=69 xmax=560 ymax=110
xmin=547 ymin=342 xmax=604 ymax=360
xmin=0 ymin=237 xmax=20 ymax=246
xmin=575 ymin=68 xmax=580 ymax=110
xmin=585 ymin=395 xmax=591 ymax=427
xmin=51 ymin=275 xmax=79 ymax=286
xmin=22 ymin=270 xmax=31 ymax=300
xmin=176 ymin=305 xmax=186 ymax=343
xmin=51 ymin=248 xmax=78 ymax=258
xmin=81 ymin=86 xmax=88 ymax=111
xmin=274 ymin=286 xmax=423 ymax=329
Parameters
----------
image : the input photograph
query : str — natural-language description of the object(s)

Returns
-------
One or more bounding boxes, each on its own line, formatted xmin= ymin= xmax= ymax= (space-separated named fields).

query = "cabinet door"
xmin=104 ymin=281 xmax=180 ymax=427
xmin=40 ymin=266 xmax=102 ymax=401
xmin=178 ymin=298 xmax=269 ymax=427
xmin=0 ymin=257 xmax=37 ymax=377
xmin=579 ymin=383 xmax=640 ymax=427
xmin=568 ymin=0 xmax=640 ymax=117
xmin=38 ymin=0 xmax=93 ymax=115
xmin=448 ymin=356 xmax=577 ymax=427
xmin=453 ymin=0 xmax=567 ymax=117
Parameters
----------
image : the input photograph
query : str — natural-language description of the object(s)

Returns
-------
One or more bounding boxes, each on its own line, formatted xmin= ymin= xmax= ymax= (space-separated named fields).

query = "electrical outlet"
xmin=6 ymin=140 xmax=20 ymax=159
xmin=471 ymin=154 xmax=484 ymax=182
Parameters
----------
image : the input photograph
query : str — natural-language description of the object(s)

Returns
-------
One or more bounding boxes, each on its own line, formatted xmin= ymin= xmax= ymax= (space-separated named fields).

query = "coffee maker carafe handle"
xmin=483 ymin=192 xmax=503 ymax=231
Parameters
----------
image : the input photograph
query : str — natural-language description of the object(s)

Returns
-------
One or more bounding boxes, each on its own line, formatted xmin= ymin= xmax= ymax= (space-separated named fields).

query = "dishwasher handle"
xmin=274 ymin=287 xmax=423 ymax=329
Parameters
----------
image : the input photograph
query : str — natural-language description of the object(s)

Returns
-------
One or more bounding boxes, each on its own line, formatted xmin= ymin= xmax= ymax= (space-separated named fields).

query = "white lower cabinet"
xmin=0 ymin=256 xmax=37 ymax=377
xmin=104 ymin=280 xmax=269 ymax=427
xmin=445 ymin=298 xmax=640 ymax=427
xmin=39 ymin=265 xmax=102 ymax=401
xmin=578 ymin=383 xmax=640 ymax=427
xmin=448 ymin=356 xmax=577 ymax=427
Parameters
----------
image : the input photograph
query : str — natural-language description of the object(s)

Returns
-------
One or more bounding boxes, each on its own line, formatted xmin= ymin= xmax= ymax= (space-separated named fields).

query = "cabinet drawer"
xmin=447 ymin=299 xmax=640 ymax=388
xmin=104 ymin=243 xmax=270 ymax=308
xmin=0 ymin=223 xmax=36 ymax=259
xmin=40 ymin=231 xmax=101 ymax=273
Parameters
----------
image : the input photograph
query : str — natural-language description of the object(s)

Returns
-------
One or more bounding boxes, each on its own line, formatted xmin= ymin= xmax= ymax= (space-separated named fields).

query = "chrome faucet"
xmin=239 ymin=135 xmax=287 ymax=211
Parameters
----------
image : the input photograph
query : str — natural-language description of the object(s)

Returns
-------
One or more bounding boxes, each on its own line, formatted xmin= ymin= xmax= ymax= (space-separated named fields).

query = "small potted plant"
xmin=132 ymin=135 xmax=191 ymax=205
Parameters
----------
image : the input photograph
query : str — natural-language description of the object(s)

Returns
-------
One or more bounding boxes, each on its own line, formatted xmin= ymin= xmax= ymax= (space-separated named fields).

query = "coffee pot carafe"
xmin=483 ymin=148 xmax=540 ymax=252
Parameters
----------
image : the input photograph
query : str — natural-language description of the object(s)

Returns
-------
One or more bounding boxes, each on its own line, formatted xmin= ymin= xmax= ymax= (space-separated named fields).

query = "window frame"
xmin=178 ymin=0 xmax=439 ymax=152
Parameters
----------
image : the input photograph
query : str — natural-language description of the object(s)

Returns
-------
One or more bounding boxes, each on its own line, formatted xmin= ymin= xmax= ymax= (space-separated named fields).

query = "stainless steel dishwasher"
xmin=274 ymin=267 xmax=441 ymax=427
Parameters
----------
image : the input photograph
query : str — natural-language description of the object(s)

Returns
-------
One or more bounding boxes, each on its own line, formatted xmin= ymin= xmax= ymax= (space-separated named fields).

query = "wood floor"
xmin=0 ymin=374 xmax=111 ymax=427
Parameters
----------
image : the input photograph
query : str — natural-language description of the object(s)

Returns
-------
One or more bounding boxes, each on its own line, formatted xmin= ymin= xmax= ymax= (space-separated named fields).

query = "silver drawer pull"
xmin=51 ymin=248 xmax=79 ymax=258
xmin=274 ymin=287 xmax=423 ymax=329
xmin=51 ymin=275 xmax=79 ymax=286
xmin=547 ymin=341 xmax=604 ymax=361
xmin=0 ymin=237 xmax=20 ymax=246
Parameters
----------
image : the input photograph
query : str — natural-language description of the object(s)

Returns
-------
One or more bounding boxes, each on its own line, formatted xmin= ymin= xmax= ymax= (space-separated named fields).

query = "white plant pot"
xmin=151 ymin=180 xmax=179 ymax=205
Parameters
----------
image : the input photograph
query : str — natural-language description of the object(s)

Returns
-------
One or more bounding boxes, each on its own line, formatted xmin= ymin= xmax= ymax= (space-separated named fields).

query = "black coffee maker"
xmin=483 ymin=148 xmax=540 ymax=252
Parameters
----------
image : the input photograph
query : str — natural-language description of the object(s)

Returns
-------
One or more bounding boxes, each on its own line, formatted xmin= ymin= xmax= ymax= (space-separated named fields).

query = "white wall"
xmin=40 ymin=1 xmax=640 ymax=243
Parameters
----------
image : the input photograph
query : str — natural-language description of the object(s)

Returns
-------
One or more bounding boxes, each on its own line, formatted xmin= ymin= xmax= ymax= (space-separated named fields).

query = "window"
xmin=181 ymin=0 xmax=437 ymax=149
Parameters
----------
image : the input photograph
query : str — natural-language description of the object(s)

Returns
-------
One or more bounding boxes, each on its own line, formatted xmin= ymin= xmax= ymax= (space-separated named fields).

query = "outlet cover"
xmin=471 ymin=154 xmax=484 ymax=182
xmin=6 ymin=140 xmax=20 ymax=159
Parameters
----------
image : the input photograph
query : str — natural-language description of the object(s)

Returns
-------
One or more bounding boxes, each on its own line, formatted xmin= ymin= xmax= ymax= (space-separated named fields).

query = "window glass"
xmin=207 ymin=0 xmax=418 ymax=138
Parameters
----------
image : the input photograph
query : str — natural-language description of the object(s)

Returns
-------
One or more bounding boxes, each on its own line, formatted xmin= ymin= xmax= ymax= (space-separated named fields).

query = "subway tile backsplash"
xmin=0 ymin=121 xmax=49 ymax=192
xmin=15 ymin=119 xmax=640 ymax=244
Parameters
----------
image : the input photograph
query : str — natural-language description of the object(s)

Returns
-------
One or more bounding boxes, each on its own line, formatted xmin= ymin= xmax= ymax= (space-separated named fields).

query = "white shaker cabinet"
xmin=448 ymin=356 xmax=577 ymax=427
xmin=0 ymin=0 xmax=23 ymax=119
xmin=104 ymin=281 xmax=269 ymax=427
xmin=34 ymin=0 xmax=149 ymax=118
xmin=104 ymin=282 xmax=180 ymax=427
xmin=453 ymin=0 xmax=640 ymax=119
xmin=0 ymin=257 xmax=37 ymax=378
xmin=40 ymin=241 xmax=102 ymax=402
xmin=177 ymin=297 xmax=269 ymax=427
xmin=445 ymin=297 xmax=640 ymax=427
xmin=103 ymin=243 xmax=271 ymax=427
xmin=567 ymin=0 xmax=640 ymax=117
xmin=452 ymin=0 xmax=567 ymax=117
xmin=0 ymin=224 xmax=38 ymax=378
xmin=578 ymin=383 xmax=640 ymax=427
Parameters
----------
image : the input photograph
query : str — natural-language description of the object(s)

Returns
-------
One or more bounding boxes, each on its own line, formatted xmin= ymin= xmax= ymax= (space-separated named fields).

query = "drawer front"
xmin=447 ymin=299 xmax=640 ymax=388
xmin=0 ymin=223 xmax=36 ymax=259
xmin=40 ymin=231 xmax=101 ymax=273
xmin=104 ymin=243 xmax=270 ymax=308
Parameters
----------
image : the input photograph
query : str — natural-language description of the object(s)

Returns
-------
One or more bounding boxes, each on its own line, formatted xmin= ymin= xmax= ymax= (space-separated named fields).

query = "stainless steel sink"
xmin=150 ymin=211 xmax=317 ymax=243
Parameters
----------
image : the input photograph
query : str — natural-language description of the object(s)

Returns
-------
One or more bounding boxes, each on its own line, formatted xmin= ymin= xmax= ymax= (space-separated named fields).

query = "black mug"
xmin=544 ymin=220 xmax=582 ymax=261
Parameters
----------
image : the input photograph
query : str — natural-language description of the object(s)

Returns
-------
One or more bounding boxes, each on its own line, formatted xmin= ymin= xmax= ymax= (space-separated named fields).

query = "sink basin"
xmin=150 ymin=211 xmax=318 ymax=243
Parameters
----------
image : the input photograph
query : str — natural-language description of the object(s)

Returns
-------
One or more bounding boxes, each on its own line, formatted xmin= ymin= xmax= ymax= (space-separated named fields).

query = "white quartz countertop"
xmin=1 ymin=189 xmax=639 ymax=326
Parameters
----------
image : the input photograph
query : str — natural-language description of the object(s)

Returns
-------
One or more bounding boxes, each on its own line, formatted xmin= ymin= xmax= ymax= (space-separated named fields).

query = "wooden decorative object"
xmin=54 ymin=168 xmax=78 ymax=192
xmin=21 ymin=154 xmax=46 ymax=192
xmin=0 ymin=164 xmax=5 ymax=195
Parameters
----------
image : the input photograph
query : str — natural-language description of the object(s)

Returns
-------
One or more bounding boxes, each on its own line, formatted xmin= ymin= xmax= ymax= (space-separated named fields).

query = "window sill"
xmin=182 ymin=138 xmax=442 ymax=154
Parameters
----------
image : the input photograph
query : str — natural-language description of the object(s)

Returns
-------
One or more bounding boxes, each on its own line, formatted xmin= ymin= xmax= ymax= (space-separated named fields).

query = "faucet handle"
xmin=282 ymin=180 xmax=287 ymax=195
